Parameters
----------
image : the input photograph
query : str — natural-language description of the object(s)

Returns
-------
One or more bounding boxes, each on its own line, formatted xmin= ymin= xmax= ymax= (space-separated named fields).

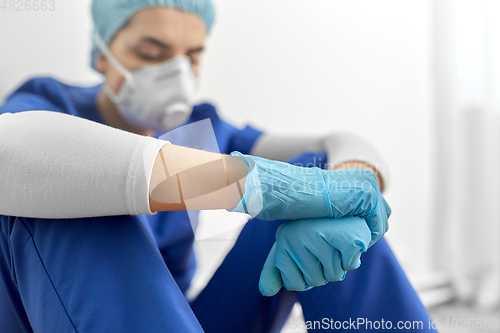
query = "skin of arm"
xmin=149 ymin=144 xmax=249 ymax=213
xmin=332 ymin=161 xmax=385 ymax=192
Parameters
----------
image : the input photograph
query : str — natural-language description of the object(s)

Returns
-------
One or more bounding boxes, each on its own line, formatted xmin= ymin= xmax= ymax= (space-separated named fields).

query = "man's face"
xmin=96 ymin=7 xmax=207 ymax=94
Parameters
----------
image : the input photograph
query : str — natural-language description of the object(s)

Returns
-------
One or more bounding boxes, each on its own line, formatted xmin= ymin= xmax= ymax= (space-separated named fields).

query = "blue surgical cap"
xmin=91 ymin=0 xmax=215 ymax=70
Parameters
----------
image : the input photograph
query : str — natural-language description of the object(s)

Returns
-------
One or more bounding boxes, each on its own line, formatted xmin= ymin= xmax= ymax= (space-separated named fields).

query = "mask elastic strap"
xmin=102 ymin=84 xmax=120 ymax=103
xmin=93 ymin=31 xmax=133 ymax=83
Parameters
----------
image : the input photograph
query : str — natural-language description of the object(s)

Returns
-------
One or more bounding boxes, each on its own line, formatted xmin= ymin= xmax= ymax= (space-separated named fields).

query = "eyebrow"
xmin=141 ymin=36 xmax=205 ymax=53
xmin=187 ymin=46 xmax=205 ymax=54
xmin=142 ymin=37 xmax=171 ymax=49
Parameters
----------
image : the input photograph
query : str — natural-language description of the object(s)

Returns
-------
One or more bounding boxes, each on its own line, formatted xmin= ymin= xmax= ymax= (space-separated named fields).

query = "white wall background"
xmin=0 ymin=0 xmax=434 ymax=279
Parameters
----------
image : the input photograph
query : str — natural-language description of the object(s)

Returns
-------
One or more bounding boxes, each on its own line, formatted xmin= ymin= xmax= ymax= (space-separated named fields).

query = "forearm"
xmin=148 ymin=148 xmax=382 ymax=213
xmin=149 ymin=144 xmax=249 ymax=212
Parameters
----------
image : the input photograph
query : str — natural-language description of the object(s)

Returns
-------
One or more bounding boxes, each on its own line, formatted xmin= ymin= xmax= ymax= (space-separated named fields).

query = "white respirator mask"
xmin=94 ymin=32 xmax=199 ymax=132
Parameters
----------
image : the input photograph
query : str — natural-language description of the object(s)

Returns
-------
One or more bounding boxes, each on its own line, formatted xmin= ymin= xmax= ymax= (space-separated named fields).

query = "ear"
xmin=95 ymin=54 xmax=107 ymax=74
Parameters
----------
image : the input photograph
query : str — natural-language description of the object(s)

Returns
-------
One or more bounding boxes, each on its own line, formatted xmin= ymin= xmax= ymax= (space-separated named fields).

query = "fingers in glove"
xmin=292 ymin=246 xmax=328 ymax=287
xmin=366 ymin=199 xmax=389 ymax=248
xmin=275 ymin=246 xmax=310 ymax=291
xmin=314 ymin=245 xmax=346 ymax=282
xmin=339 ymin=249 xmax=362 ymax=271
xmin=259 ymin=243 xmax=284 ymax=297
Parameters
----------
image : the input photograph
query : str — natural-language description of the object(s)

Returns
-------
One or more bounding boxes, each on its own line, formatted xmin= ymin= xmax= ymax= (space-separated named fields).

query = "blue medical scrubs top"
xmin=0 ymin=77 xmax=264 ymax=293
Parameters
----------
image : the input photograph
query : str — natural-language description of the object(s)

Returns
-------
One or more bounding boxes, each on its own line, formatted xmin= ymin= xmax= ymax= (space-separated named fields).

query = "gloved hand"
xmin=228 ymin=152 xmax=391 ymax=247
xmin=259 ymin=216 xmax=371 ymax=297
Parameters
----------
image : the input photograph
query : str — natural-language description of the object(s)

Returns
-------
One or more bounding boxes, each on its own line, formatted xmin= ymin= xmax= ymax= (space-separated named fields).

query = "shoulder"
xmin=11 ymin=76 xmax=98 ymax=100
xmin=15 ymin=76 xmax=68 ymax=94
xmin=0 ymin=77 xmax=63 ymax=114
xmin=5 ymin=76 xmax=72 ymax=107
xmin=1 ymin=77 xmax=99 ymax=116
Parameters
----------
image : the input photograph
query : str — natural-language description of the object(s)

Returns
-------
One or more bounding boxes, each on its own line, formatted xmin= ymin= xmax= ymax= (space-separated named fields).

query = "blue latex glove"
xmin=228 ymin=152 xmax=391 ymax=247
xmin=259 ymin=216 xmax=371 ymax=297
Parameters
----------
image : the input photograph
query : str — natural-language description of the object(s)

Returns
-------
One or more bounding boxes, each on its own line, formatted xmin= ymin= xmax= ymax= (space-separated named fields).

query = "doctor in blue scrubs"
xmin=0 ymin=0 xmax=436 ymax=332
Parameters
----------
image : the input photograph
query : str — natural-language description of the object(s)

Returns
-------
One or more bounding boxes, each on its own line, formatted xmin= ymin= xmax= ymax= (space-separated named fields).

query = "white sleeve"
xmin=250 ymin=132 xmax=390 ymax=190
xmin=0 ymin=111 xmax=170 ymax=219
xmin=250 ymin=134 xmax=325 ymax=161
xmin=322 ymin=132 xmax=391 ymax=190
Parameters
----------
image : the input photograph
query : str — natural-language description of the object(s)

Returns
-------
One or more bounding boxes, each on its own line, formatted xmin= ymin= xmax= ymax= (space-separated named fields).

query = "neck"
xmin=96 ymin=89 xmax=155 ymax=137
